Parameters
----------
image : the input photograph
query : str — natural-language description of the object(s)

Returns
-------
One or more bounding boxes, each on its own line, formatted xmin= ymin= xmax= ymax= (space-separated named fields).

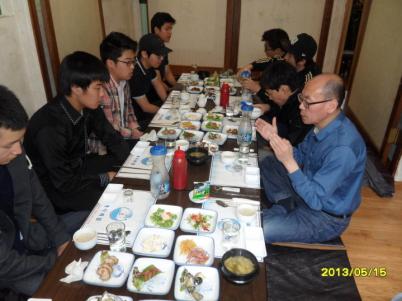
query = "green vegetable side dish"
xmin=205 ymin=114 xmax=223 ymax=122
xmin=205 ymin=122 xmax=220 ymax=130
xmin=150 ymin=208 xmax=177 ymax=228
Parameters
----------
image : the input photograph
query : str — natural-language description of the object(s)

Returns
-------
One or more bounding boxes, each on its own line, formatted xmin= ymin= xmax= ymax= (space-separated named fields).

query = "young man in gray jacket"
xmin=0 ymin=85 xmax=70 ymax=296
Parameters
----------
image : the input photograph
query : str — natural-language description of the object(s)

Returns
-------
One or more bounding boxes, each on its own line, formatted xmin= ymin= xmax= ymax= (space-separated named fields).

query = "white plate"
xmin=180 ymin=121 xmax=201 ymax=131
xmin=202 ymin=132 xmax=227 ymax=145
xmin=86 ymin=295 xmax=132 ymax=301
xmin=187 ymin=86 xmax=203 ymax=94
xmin=144 ymin=204 xmax=183 ymax=230
xmin=127 ymin=258 xmax=175 ymax=295
xmin=132 ymin=227 xmax=175 ymax=258
xmin=181 ymin=112 xmax=203 ymax=121
xmin=180 ymin=208 xmax=218 ymax=234
xmin=188 ymin=190 xmax=207 ymax=204
xmin=173 ymin=235 xmax=214 ymax=266
xmin=174 ymin=266 xmax=220 ymax=301
xmin=179 ymin=130 xmax=204 ymax=142
xmin=83 ymin=251 xmax=134 ymax=288
xmin=223 ymin=117 xmax=241 ymax=126
xmin=157 ymin=128 xmax=182 ymax=139
xmin=203 ymin=113 xmax=224 ymax=122
xmin=201 ymin=120 xmax=223 ymax=132
xmin=222 ymin=125 xmax=239 ymax=139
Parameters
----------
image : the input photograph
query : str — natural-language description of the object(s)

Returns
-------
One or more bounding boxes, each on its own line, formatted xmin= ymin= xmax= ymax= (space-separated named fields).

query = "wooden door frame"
xmin=27 ymin=0 xmax=60 ymax=100
xmin=316 ymin=0 xmax=334 ymax=69
xmin=224 ymin=0 xmax=241 ymax=71
xmin=380 ymin=76 xmax=402 ymax=175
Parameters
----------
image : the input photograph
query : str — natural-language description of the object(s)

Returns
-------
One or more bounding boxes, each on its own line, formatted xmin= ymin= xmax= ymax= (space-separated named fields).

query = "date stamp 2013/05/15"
xmin=321 ymin=267 xmax=387 ymax=277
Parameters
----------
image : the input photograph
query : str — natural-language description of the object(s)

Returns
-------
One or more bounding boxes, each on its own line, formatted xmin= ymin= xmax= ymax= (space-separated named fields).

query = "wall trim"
xmin=98 ymin=0 xmax=106 ymax=38
xmin=316 ymin=0 xmax=334 ymax=69
xmin=224 ymin=0 xmax=241 ymax=71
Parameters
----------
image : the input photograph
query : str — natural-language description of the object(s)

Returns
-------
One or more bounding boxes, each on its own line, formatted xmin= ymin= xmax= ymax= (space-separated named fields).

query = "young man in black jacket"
xmin=24 ymin=51 xmax=130 ymax=215
xmin=0 ymin=85 xmax=70 ymax=296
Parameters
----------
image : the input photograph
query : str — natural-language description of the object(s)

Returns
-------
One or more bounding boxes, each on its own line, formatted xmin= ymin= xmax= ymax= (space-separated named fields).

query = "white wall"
xmin=0 ymin=1 xmax=46 ymax=116
xmin=348 ymin=0 xmax=402 ymax=149
xmin=237 ymin=0 xmax=325 ymax=67
xmin=147 ymin=0 xmax=226 ymax=67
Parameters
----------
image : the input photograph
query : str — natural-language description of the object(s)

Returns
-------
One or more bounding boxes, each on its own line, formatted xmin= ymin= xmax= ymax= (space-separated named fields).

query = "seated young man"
xmin=255 ymin=60 xmax=312 ymax=147
xmin=258 ymin=74 xmax=366 ymax=243
xmin=24 ymin=51 xmax=130 ymax=215
xmin=130 ymin=33 xmax=171 ymax=128
xmin=284 ymin=33 xmax=321 ymax=87
xmin=0 ymin=86 xmax=69 ymax=296
xmin=151 ymin=12 xmax=177 ymax=89
xmin=254 ymin=32 xmax=322 ymax=115
xmin=98 ymin=32 xmax=143 ymax=150
xmin=238 ymin=28 xmax=290 ymax=113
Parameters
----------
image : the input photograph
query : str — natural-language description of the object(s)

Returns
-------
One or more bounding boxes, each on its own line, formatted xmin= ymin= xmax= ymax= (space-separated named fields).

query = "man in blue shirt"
xmin=256 ymin=74 xmax=366 ymax=243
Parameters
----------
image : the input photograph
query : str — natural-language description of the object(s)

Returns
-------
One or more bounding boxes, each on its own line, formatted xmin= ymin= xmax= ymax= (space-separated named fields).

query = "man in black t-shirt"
xmin=284 ymin=33 xmax=321 ymax=87
xmin=129 ymin=34 xmax=171 ymax=128
xmin=151 ymin=12 xmax=176 ymax=89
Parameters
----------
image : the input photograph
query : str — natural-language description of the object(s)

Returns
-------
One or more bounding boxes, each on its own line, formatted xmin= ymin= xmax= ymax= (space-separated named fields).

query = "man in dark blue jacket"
xmin=0 ymin=85 xmax=70 ymax=296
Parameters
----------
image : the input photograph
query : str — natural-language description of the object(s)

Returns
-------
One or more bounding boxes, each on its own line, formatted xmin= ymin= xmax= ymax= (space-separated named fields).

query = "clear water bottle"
xmin=240 ymin=70 xmax=252 ymax=102
xmin=150 ymin=145 xmax=170 ymax=199
xmin=237 ymin=104 xmax=253 ymax=164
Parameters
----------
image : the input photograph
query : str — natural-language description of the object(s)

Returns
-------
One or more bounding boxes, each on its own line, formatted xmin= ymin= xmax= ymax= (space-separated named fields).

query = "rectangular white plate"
xmin=157 ymin=128 xmax=182 ymax=139
xmin=180 ymin=120 xmax=201 ymax=131
xmin=222 ymin=125 xmax=239 ymax=139
xmin=203 ymin=113 xmax=224 ymax=122
xmin=132 ymin=227 xmax=175 ymax=258
xmin=144 ymin=204 xmax=183 ymax=230
xmin=182 ymin=111 xmax=203 ymax=121
xmin=174 ymin=265 xmax=220 ymax=301
xmin=201 ymin=120 xmax=223 ymax=132
xmin=180 ymin=208 xmax=217 ymax=234
xmin=202 ymin=132 xmax=227 ymax=145
xmin=179 ymin=130 xmax=204 ymax=142
xmin=83 ymin=251 xmax=134 ymax=288
xmin=127 ymin=257 xmax=175 ymax=295
xmin=173 ymin=235 xmax=214 ymax=266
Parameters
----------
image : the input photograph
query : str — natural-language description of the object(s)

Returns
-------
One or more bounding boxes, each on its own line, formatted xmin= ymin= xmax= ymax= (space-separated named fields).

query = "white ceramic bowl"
xmin=236 ymin=204 xmax=258 ymax=223
xmin=73 ymin=227 xmax=97 ymax=250
xmin=175 ymin=139 xmax=190 ymax=151
xmin=180 ymin=91 xmax=190 ymax=101
xmin=221 ymin=151 xmax=236 ymax=165
xmin=251 ymin=107 xmax=263 ymax=119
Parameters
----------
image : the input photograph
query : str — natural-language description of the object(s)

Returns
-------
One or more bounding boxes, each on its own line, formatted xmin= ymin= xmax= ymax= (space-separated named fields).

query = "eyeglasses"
xmin=297 ymin=93 xmax=334 ymax=109
xmin=116 ymin=60 xmax=135 ymax=67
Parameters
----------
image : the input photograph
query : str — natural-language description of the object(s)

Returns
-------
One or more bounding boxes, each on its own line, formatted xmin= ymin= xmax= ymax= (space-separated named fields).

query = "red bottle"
xmin=172 ymin=148 xmax=188 ymax=190
xmin=220 ymin=83 xmax=230 ymax=108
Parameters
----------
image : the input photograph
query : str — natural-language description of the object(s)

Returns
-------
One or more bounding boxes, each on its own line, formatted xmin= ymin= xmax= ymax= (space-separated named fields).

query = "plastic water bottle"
xmin=237 ymin=104 xmax=253 ymax=164
xmin=150 ymin=145 xmax=170 ymax=199
xmin=240 ymin=70 xmax=252 ymax=102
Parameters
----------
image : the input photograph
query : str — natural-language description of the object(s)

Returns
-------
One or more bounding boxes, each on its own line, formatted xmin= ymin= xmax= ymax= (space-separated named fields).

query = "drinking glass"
xmin=106 ymin=222 xmax=126 ymax=252
xmin=226 ymin=105 xmax=234 ymax=117
xmin=221 ymin=219 xmax=241 ymax=251
xmin=123 ymin=189 xmax=134 ymax=203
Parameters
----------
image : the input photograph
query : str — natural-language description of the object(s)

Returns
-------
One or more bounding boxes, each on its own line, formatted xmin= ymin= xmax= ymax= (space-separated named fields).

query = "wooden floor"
xmin=342 ymin=182 xmax=402 ymax=301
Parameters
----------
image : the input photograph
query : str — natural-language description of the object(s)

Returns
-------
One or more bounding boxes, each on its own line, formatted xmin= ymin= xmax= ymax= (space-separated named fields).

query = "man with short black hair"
xmin=259 ymin=74 xmax=366 ymax=243
xmin=255 ymin=60 xmax=311 ymax=146
xmin=284 ymin=33 xmax=321 ymax=87
xmin=98 ymin=32 xmax=143 ymax=150
xmin=0 ymin=85 xmax=69 ymax=296
xmin=129 ymin=33 xmax=171 ymax=128
xmin=151 ymin=12 xmax=176 ymax=88
xmin=24 ymin=51 xmax=130 ymax=215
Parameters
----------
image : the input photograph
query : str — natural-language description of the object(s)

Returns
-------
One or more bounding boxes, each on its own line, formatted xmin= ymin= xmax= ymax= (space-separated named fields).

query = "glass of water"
xmin=123 ymin=189 xmax=134 ymax=203
xmin=221 ymin=219 xmax=241 ymax=251
xmin=226 ymin=105 xmax=234 ymax=117
xmin=106 ymin=222 xmax=126 ymax=252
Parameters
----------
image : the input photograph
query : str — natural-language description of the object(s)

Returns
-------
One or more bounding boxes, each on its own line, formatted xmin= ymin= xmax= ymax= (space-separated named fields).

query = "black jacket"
xmin=0 ymin=154 xmax=69 ymax=285
xmin=24 ymin=95 xmax=130 ymax=212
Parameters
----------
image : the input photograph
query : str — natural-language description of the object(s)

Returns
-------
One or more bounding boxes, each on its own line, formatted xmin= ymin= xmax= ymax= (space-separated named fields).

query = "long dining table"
xmin=33 ymin=86 xmax=267 ymax=301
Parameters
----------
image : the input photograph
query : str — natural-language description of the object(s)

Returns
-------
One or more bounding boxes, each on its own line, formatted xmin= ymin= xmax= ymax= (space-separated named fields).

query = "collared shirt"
xmin=23 ymin=95 xmax=130 ymax=212
xmin=289 ymin=112 xmax=366 ymax=215
xmin=129 ymin=57 xmax=163 ymax=125
xmin=101 ymin=77 xmax=139 ymax=137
